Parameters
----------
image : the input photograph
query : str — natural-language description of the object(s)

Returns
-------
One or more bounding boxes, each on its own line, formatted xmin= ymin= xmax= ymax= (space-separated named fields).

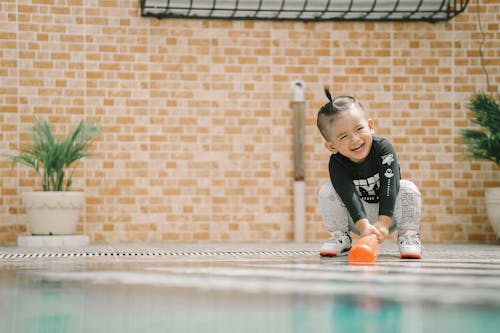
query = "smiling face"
xmin=324 ymin=106 xmax=374 ymax=164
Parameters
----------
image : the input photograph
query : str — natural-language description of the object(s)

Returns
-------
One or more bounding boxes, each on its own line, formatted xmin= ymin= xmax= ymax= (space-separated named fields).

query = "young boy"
xmin=317 ymin=88 xmax=422 ymax=259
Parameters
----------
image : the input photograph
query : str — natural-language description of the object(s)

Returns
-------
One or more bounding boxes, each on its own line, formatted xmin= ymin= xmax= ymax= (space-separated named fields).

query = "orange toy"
xmin=348 ymin=234 xmax=380 ymax=263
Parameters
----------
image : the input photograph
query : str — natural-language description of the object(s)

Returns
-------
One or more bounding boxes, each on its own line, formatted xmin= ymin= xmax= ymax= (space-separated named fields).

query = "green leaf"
xmin=5 ymin=118 xmax=101 ymax=191
xmin=461 ymin=91 xmax=500 ymax=166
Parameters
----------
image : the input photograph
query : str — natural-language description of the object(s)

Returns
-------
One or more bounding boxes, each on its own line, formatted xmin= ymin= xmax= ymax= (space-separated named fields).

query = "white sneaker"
xmin=320 ymin=231 xmax=352 ymax=257
xmin=398 ymin=230 xmax=422 ymax=259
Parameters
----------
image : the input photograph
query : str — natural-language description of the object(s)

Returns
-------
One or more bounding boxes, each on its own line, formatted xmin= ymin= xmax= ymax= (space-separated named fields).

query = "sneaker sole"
xmin=400 ymin=253 xmax=421 ymax=259
xmin=319 ymin=248 xmax=351 ymax=257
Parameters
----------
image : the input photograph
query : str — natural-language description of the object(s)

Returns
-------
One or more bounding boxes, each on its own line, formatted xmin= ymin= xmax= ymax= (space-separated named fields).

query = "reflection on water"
xmin=1 ymin=270 xmax=499 ymax=333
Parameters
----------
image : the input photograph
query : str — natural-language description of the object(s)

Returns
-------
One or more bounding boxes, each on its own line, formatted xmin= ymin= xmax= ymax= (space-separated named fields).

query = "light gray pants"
xmin=319 ymin=179 xmax=421 ymax=235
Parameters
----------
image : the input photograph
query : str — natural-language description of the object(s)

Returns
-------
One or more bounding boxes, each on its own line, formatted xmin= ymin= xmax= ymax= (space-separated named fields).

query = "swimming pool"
xmin=1 ymin=243 xmax=499 ymax=333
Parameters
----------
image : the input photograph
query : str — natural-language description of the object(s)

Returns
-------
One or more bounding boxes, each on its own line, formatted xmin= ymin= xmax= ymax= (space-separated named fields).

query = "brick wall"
xmin=1 ymin=0 xmax=499 ymax=244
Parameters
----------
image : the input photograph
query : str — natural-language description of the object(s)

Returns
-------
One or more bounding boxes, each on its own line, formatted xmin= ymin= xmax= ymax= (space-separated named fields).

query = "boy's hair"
xmin=316 ymin=87 xmax=366 ymax=141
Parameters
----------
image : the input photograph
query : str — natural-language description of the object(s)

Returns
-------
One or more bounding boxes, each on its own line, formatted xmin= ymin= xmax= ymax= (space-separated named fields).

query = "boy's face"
xmin=324 ymin=107 xmax=374 ymax=164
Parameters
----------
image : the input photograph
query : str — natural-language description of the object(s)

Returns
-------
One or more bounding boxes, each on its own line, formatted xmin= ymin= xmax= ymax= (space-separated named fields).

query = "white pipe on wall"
xmin=294 ymin=180 xmax=306 ymax=243
xmin=292 ymin=81 xmax=305 ymax=243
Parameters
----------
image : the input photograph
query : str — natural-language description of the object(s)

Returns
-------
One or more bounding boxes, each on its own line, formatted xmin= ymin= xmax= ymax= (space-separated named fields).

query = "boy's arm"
xmin=377 ymin=139 xmax=400 ymax=220
xmin=365 ymin=139 xmax=400 ymax=243
xmin=329 ymin=158 xmax=368 ymax=223
xmin=373 ymin=215 xmax=391 ymax=241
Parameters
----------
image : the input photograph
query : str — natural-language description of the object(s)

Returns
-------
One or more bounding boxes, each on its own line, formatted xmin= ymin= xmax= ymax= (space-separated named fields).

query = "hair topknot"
xmin=324 ymin=86 xmax=333 ymax=102
xmin=316 ymin=88 xmax=366 ymax=141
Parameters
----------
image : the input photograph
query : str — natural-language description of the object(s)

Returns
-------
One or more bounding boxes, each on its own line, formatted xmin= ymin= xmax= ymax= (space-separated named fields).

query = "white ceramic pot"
xmin=22 ymin=192 xmax=85 ymax=235
xmin=485 ymin=187 xmax=500 ymax=240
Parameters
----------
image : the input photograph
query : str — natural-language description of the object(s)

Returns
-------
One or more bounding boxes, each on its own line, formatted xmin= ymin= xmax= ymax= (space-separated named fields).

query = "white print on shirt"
xmin=353 ymin=173 xmax=380 ymax=203
xmin=381 ymin=153 xmax=394 ymax=166
xmin=384 ymin=168 xmax=394 ymax=178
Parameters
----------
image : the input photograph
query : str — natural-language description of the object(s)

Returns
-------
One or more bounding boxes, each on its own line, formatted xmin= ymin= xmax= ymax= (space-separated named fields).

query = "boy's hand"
xmin=373 ymin=215 xmax=391 ymax=243
xmin=373 ymin=221 xmax=389 ymax=243
xmin=355 ymin=219 xmax=383 ymax=243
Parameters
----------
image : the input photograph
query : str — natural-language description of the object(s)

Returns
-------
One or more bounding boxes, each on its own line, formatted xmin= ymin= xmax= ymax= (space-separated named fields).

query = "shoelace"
xmin=328 ymin=231 xmax=349 ymax=243
xmin=399 ymin=231 xmax=421 ymax=245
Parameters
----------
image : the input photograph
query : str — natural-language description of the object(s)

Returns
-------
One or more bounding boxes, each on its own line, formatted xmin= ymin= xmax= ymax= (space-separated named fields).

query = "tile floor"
xmin=1 ymin=241 xmax=499 ymax=333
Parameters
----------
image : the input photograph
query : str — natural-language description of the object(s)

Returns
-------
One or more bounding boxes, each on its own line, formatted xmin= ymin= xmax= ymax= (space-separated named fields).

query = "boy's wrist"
xmin=377 ymin=215 xmax=392 ymax=229
xmin=355 ymin=219 xmax=371 ymax=232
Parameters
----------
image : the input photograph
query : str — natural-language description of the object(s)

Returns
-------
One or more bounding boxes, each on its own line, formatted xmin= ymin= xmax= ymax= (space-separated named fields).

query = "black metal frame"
xmin=140 ymin=0 xmax=469 ymax=23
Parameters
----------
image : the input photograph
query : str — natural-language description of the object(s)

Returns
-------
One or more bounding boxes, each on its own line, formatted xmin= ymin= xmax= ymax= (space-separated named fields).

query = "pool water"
xmin=1 ymin=243 xmax=500 ymax=333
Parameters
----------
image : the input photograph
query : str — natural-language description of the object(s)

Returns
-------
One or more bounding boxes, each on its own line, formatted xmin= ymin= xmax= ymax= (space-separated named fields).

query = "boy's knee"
xmin=318 ymin=180 xmax=335 ymax=199
xmin=394 ymin=180 xmax=422 ymax=231
xmin=400 ymin=180 xmax=420 ymax=197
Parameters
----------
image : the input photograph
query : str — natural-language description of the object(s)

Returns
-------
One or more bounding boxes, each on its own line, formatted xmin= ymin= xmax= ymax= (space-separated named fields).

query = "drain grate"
xmin=0 ymin=249 xmax=318 ymax=260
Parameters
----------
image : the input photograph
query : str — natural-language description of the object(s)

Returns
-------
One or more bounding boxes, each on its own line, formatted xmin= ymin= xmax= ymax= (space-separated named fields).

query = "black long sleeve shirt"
xmin=328 ymin=136 xmax=401 ymax=223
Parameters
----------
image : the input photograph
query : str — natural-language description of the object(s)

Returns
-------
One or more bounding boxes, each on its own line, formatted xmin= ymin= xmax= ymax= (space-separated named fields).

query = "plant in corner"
xmin=460 ymin=91 xmax=500 ymax=239
xmin=7 ymin=118 xmax=100 ymax=235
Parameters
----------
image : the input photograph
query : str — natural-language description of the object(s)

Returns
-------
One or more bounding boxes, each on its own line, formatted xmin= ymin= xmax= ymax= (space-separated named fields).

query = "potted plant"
xmin=461 ymin=91 xmax=500 ymax=239
xmin=7 ymin=118 xmax=100 ymax=235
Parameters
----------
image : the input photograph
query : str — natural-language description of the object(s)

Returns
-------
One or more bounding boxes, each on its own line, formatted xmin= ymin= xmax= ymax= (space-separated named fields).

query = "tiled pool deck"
xmin=1 ymin=241 xmax=499 ymax=332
